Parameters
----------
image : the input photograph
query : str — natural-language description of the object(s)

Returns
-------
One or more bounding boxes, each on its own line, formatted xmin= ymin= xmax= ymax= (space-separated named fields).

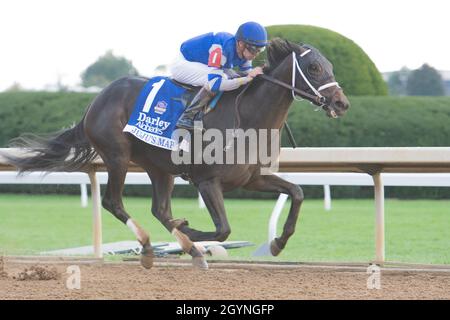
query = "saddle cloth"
xmin=123 ymin=76 xmax=223 ymax=151
xmin=123 ymin=76 xmax=190 ymax=150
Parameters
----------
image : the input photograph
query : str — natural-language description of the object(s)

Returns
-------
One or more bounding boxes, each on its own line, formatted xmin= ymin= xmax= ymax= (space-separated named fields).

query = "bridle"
xmin=232 ymin=47 xmax=341 ymax=134
xmin=259 ymin=50 xmax=341 ymax=109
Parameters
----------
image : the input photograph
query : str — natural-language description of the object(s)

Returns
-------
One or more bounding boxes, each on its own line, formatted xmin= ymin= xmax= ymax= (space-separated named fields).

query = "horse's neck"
xmin=239 ymin=59 xmax=293 ymax=130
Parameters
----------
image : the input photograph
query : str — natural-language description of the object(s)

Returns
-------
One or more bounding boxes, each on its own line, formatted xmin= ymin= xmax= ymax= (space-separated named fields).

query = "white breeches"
xmin=169 ymin=54 xmax=251 ymax=92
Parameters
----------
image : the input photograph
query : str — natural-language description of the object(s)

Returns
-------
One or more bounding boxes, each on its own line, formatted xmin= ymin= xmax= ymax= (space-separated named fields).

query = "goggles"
xmin=245 ymin=44 xmax=266 ymax=55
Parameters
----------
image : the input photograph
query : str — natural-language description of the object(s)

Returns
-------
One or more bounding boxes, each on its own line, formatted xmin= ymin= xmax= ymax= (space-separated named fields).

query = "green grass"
xmin=0 ymin=194 xmax=449 ymax=264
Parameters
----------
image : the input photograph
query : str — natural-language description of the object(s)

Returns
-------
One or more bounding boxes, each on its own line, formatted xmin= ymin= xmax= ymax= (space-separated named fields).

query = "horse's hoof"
xmin=192 ymin=256 xmax=209 ymax=270
xmin=270 ymin=239 xmax=282 ymax=256
xmin=140 ymin=245 xmax=154 ymax=269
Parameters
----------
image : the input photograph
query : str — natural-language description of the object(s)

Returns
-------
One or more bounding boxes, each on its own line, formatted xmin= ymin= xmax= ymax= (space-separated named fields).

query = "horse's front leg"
xmin=179 ymin=177 xmax=231 ymax=242
xmin=244 ymin=174 xmax=304 ymax=256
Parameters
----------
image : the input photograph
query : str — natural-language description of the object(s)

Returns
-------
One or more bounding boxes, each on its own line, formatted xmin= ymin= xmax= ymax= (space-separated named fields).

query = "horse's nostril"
xmin=336 ymin=100 xmax=349 ymax=110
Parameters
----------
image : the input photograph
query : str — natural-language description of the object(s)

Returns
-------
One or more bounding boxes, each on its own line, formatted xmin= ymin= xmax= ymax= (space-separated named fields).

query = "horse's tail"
xmin=3 ymin=115 xmax=97 ymax=173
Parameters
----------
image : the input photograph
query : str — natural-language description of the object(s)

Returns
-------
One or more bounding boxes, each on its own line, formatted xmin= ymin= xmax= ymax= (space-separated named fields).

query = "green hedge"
xmin=283 ymin=96 xmax=450 ymax=147
xmin=1 ymin=92 xmax=450 ymax=199
xmin=2 ymin=93 xmax=449 ymax=148
xmin=0 ymin=91 xmax=92 ymax=147
xmin=263 ymin=25 xmax=388 ymax=96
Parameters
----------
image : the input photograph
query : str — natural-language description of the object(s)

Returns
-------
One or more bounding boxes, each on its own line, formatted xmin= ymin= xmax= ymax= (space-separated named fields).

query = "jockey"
xmin=170 ymin=21 xmax=268 ymax=130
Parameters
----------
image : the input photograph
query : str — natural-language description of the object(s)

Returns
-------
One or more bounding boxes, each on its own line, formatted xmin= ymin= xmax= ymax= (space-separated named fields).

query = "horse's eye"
xmin=308 ymin=63 xmax=321 ymax=76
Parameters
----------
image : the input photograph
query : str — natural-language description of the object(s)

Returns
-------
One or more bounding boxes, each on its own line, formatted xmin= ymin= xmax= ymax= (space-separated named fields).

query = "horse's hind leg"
xmin=178 ymin=178 xmax=231 ymax=242
xmin=147 ymin=170 xmax=175 ymax=232
xmin=148 ymin=170 xmax=207 ymax=269
xmin=101 ymin=156 xmax=154 ymax=269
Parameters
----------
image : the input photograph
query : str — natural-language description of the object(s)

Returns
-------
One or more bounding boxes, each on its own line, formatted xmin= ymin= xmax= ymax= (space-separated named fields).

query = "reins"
xmin=258 ymin=74 xmax=325 ymax=105
xmin=230 ymin=49 xmax=341 ymax=146
xmin=232 ymin=72 xmax=322 ymax=130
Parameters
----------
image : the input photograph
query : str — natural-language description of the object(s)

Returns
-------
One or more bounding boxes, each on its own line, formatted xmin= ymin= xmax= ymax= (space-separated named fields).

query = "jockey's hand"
xmin=247 ymin=67 xmax=264 ymax=79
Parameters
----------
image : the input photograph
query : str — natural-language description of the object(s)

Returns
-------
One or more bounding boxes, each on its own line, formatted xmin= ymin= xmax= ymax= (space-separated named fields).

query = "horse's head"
xmin=266 ymin=39 xmax=350 ymax=118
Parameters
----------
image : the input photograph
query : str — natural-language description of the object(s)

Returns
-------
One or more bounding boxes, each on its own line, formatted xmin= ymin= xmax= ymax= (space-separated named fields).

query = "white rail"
xmin=2 ymin=147 xmax=450 ymax=264
xmin=2 ymin=171 xmax=450 ymax=210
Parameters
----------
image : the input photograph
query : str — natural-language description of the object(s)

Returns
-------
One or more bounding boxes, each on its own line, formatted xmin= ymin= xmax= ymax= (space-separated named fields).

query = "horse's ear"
xmin=268 ymin=37 xmax=281 ymax=46
xmin=298 ymin=43 xmax=312 ymax=55
xmin=284 ymin=39 xmax=300 ymax=53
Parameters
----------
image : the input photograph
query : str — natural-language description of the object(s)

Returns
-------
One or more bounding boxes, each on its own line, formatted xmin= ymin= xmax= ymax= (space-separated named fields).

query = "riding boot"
xmin=177 ymin=86 xmax=215 ymax=130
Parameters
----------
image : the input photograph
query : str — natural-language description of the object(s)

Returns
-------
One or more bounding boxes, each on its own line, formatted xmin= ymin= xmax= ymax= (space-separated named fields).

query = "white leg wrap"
xmin=126 ymin=219 xmax=145 ymax=244
xmin=172 ymin=228 xmax=192 ymax=252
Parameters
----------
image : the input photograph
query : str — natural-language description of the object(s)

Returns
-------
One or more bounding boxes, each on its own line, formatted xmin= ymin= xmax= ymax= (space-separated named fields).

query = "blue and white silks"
xmin=123 ymin=77 xmax=186 ymax=151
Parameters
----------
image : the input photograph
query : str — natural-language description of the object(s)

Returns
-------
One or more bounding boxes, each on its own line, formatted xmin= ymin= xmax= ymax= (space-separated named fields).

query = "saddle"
xmin=170 ymin=79 xmax=223 ymax=111
xmin=170 ymin=79 xmax=201 ymax=108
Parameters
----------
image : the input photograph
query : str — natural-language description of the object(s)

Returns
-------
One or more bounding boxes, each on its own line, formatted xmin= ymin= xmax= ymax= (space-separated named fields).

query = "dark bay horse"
xmin=5 ymin=38 xmax=349 ymax=269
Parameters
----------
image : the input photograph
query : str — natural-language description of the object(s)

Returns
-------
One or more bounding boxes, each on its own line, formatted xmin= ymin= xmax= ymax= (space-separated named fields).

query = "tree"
xmin=81 ymin=50 xmax=139 ymax=88
xmin=406 ymin=64 xmax=445 ymax=96
xmin=154 ymin=64 xmax=168 ymax=75
xmin=4 ymin=82 xmax=25 ymax=92
xmin=387 ymin=67 xmax=410 ymax=96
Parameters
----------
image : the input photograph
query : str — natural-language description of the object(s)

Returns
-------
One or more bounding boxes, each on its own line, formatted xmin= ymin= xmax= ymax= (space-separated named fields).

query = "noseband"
xmin=259 ymin=50 xmax=340 ymax=108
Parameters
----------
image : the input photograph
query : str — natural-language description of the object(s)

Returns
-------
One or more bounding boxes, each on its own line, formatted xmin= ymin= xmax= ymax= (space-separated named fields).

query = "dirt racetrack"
xmin=1 ymin=257 xmax=449 ymax=300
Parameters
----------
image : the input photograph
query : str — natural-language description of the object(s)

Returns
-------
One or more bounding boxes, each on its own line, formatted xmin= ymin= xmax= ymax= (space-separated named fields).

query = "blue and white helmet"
xmin=235 ymin=21 xmax=268 ymax=47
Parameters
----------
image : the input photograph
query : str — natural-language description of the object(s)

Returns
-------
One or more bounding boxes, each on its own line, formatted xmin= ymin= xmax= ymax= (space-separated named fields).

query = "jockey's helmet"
xmin=235 ymin=22 xmax=268 ymax=47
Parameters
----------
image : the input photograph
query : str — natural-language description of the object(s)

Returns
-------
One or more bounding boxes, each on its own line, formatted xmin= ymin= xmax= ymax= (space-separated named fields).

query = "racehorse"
xmin=4 ymin=38 xmax=349 ymax=269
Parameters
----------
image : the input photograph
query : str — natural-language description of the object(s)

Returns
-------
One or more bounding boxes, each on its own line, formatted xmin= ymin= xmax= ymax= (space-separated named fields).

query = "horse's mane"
xmin=264 ymin=38 xmax=302 ymax=73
